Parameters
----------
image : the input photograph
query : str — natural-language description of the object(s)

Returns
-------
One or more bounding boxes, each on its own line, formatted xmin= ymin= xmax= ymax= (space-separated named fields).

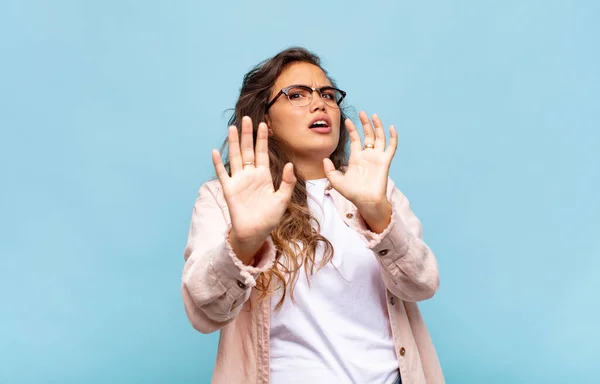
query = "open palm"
xmin=323 ymin=111 xmax=398 ymax=208
xmin=212 ymin=116 xmax=296 ymax=242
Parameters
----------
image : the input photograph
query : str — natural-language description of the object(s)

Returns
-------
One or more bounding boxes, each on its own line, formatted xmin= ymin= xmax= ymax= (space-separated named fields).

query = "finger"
xmin=227 ymin=125 xmax=242 ymax=175
xmin=276 ymin=162 xmax=297 ymax=201
xmin=323 ymin=158 xmax=344 ymax=187
xmin=372 ymin=114 xmax=386 ymax=150
xmin=359 ymin=111 xmax=375 ymax=147
xmin=255 ymin=122 xmax=269 ymax=168
xmin=344 ymin=118 xmax=363 ymax=153
xmin=212 ymin=149 xmax=229 ymax=185
xmin=385 ymin=125 xmax=398 ymax=157
xmin=240 ymin=116 xmax=255 ymax=166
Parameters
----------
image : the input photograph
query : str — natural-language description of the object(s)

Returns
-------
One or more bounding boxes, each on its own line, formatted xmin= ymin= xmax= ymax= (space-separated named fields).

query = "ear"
xmin=264 ymin=114 xmax=274 ymax=136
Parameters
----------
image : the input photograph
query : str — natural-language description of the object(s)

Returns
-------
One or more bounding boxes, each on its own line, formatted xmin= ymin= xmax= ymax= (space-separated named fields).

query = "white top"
xmin=269 ymin=178 xmax=398 ymax=384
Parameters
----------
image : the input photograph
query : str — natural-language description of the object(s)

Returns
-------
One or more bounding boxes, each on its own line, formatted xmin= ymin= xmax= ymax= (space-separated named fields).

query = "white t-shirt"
xmin=269 ymin=178 xmax=398 ymax=384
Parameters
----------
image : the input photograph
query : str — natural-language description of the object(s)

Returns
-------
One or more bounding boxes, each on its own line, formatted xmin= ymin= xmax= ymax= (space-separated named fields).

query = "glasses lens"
xmin=287 ymin=87 xmax=312 ymax=107
xmin=321 ymin=88 xmax=343 ymax=107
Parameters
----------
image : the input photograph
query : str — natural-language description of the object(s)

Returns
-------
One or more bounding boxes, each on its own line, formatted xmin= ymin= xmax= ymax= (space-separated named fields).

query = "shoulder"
xmin=195 ymin=178 xmax=227 ymax=208
xmin=386 ymin=176 xmax=408 ymax=205
xmin=385 ymin=176 xmax=399 ymax=197
xmin=199 ymin=178 xmax=222 ymax=194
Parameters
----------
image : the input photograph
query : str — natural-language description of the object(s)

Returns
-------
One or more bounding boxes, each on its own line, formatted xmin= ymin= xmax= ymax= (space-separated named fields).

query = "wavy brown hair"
xmin=220 ymin=47 xmax=350 ymax=311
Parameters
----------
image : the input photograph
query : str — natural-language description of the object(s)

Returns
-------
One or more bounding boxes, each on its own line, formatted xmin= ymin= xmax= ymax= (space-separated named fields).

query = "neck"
xmin=292 ymin=158 xmax=327 ymax=180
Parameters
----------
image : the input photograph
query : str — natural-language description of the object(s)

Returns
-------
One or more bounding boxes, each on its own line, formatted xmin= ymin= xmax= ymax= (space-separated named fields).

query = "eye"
xmin=322 ymin=92 xmax=334 ymax=100
xmin=288 ymin=87 xmax=310 ymax=100
xmin=321 ymin=88 xmax=337 ymax=100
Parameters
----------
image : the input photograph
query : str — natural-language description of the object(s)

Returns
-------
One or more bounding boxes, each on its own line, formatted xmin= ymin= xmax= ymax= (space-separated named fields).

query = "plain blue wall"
xmin=1 ymin=0 xmax=598 ymax=383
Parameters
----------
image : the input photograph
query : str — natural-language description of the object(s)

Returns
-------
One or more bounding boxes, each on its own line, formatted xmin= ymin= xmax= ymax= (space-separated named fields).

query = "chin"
xmin=309 ymin=141 xmax=339 ymax=158
xmin=289 ymin=132 xmax=340 ymax=158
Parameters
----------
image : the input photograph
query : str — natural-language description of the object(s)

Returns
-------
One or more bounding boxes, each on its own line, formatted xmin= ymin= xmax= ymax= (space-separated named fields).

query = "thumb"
xmin=323 ymin=158 xmax=344 ymax=187
xmin=276 ymin=162 xmax=297 ymax=200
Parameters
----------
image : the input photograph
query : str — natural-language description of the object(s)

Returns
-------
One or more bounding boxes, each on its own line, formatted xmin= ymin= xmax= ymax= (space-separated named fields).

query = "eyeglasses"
xmin=265 ymin=85 xmax=347 ymax=111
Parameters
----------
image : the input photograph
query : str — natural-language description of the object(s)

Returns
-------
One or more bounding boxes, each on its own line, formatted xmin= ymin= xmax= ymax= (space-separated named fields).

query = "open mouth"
xmin=310 ymin=120 xmax=330 ymax=129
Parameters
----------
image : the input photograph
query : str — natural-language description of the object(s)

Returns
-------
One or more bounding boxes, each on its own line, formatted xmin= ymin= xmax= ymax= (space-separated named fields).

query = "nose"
xmin=310 ymin=90 xmax=326 ymax=112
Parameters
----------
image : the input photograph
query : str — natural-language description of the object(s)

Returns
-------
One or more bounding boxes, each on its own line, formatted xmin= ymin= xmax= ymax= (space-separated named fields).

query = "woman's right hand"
xmin=212 ymin=116 xmax=296 ymax=265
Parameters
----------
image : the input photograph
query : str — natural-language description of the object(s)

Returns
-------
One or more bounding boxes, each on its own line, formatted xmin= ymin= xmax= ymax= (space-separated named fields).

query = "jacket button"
xmin=390 ymin=296 xmax=396 ymax=305
xmin=236 ymin=280 xmax=247 ymax=289
xmin=326 ymin=185 xmax=332 ymax=190
xmin=399 ymin=347 xmax=406 ymax=356
xmin=345 ymin=213 xmax=353 ymax=219
xmin=378 ymin=249 xmax=389 ymax=256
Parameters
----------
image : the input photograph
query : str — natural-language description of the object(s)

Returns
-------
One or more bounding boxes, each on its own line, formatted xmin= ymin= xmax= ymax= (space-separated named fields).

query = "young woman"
xmin=181 ymin=47 xmax=444 ymax=384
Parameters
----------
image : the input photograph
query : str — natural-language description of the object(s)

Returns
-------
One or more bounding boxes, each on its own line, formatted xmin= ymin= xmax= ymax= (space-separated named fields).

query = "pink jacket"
xmin=181 ymin=177 xmax=445 ymax=384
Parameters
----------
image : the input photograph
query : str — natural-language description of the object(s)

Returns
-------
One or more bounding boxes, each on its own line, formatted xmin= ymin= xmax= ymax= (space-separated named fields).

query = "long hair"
xmin=220 ymin=47 xmax=350 ymax=311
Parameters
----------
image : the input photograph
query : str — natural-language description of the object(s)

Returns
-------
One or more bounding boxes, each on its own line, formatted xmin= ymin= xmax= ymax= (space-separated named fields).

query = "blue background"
xmin=1 ymin=0 xmax=598 ymax=383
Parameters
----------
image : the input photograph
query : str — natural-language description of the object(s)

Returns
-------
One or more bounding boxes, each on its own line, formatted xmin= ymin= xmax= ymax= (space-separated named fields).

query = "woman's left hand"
xmin=323 ymin=111 xmax=398 ymax=225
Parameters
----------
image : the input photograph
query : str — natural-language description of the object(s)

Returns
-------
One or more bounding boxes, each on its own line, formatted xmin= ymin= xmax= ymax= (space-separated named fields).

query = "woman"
xmin=181 ymin=47 xmax=444 ymax=384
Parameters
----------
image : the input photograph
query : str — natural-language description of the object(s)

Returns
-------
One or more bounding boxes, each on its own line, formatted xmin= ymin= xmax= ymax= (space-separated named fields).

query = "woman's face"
xmin=265 ymin=62 xmax=342 ymax=164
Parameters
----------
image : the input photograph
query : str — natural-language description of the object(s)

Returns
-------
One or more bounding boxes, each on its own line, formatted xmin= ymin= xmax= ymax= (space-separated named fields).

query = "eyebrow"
xmin=284 ymin=84 xmax=335 ymax=89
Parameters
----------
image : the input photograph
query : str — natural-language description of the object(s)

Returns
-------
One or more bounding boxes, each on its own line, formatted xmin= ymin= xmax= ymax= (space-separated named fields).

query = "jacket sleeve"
xmin=355 ymin=178 xmax=440 ymax=302
xmin=181 ymin=182 xmax=277 ymax=334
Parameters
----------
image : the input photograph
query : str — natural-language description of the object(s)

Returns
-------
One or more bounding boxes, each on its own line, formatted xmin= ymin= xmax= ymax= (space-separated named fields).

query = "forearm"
xmin=183 ymin=235 xmax=276 ymax=329
xmin=182 ymin=183 xmax=277 ymax=331
xmin=354 ymin=184 xmax=440 ymax=302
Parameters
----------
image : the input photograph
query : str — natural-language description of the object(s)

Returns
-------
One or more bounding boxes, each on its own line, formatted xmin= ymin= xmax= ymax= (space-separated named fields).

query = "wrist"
xmin=228 ymin=228 xmax=270 ymax=266
xmin=356 ymin=199 xmax=391 ymax=220
xmin=356 ymin=200 xmax=392 ymax=234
